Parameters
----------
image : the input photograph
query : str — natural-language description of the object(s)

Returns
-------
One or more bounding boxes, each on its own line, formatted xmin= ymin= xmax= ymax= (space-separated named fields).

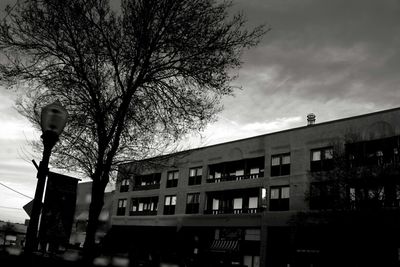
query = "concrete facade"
xmin=111 ymin=107 xmax=400 ymax=266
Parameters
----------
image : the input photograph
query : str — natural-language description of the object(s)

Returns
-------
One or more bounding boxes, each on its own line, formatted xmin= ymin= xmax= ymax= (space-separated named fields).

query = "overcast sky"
xmin=1 ymin=0 xmax=400 ymax=223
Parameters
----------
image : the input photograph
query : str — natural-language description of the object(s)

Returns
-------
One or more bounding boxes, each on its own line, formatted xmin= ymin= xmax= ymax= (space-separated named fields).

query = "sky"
xmin=1 ymin=0 xmax=400 ymax=223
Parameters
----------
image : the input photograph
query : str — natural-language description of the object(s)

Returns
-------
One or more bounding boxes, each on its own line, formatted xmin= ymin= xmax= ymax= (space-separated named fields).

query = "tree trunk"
xmin=83 ymin=178 xmax=106 ymax=259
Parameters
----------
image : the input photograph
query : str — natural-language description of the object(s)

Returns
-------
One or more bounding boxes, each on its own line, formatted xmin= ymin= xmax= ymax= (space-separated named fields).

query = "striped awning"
xmin=210 ymin=239 xmax=239 ymax=252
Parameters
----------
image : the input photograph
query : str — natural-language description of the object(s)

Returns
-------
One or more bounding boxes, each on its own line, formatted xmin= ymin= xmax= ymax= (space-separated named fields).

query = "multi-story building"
xmin=110 ymin=107 xmax=400 ymax=267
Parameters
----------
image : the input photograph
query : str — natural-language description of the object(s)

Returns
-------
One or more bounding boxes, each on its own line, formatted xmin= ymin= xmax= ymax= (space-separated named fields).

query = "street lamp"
xmin=25 ymin=101 xmax=68 ymax=254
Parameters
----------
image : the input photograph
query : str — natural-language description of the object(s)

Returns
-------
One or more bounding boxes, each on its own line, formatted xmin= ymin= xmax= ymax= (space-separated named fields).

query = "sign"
xmin=23 ymin=200 xmax=34 ymax=217
xmin=38 ymin=172 xmax=79 ymax=252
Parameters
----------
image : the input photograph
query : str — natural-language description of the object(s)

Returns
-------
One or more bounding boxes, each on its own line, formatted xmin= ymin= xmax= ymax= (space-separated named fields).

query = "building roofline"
xmin=119 ymin=106 xmax=400 ymax=167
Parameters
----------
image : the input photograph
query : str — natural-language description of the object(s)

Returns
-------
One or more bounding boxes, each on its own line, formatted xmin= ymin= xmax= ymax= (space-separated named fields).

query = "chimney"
xmin=307 ymin=113 xmax=316 ymax=126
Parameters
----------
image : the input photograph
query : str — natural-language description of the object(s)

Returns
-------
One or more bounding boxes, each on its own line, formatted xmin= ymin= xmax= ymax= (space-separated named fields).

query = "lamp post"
xmin=24 ymin=101 xmax=68 ymax=254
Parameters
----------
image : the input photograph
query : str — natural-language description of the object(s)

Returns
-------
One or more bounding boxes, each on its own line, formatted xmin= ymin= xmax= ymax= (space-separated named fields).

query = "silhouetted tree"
xmin=290 ymin=134 xmax=400 ymax=265
xmin=0 ymin=0 xmax=266 ymax=255
xmin=307 ymin=134 xmax=400 ymax=211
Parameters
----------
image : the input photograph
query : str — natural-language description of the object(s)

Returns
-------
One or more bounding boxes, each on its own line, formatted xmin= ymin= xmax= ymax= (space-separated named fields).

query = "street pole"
xmin=23 ymin=100 xmax=68 ymax=255
xmin=24 ymin=131 xmax=59 ymax=254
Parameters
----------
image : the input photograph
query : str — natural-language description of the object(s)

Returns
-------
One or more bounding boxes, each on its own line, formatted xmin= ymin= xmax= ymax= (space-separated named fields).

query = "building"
xmin=110 ymin=107 xmax=400 ymax=267
xmin=69 ymin=182 xmax=114 ymax=248
xmin=0 ymin=221 xmax=27 ymax=249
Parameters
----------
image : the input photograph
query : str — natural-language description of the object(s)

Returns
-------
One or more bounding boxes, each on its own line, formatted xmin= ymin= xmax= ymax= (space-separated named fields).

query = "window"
xmin=310 ymin=147 xmax=333 ymax=172
xmin=120 ymin=179 xmax=129 ymax=192
xmin=233 ymin=198 xmax=243 ymax=213
xmin=235 ymin=169 xmax=245 ymax=180
xmin=247 ymin=157 xmax=265 ymax=178
xmin=269 ymin=186 xmax=290 ymax=211
xmin=189 ymin=167 xmax=202 ymax=185
xmin=212 ymin=198 xmax=219 ymax=211
xmin=117 ymin=199 xmax=127 ymax=216
xmin=250 ymin=168 xmax=260 ymax=175
xmin=245 ymin=229 xmax=261 ymax=241
xmin=271 ymin=153 xmax=290 ymax=176
xmin=243 ymin=255 xmax=260 ymax=267
xmin=347 ymin=185 xmax=393 ymax=210
xmin=130 ymin=197 xmax=158 ymax=215
xmin=164 ymin=195 xmax=177 ymax=215
xmin=248 ymin=197 xmax=258 ymax=209
xmin=132 ymin=173 xmax=161 ymax=190
xmin=186 ymin=193 xmax=200 ymax=214
xmin=309 ymin=181 xmax=338 ymax=210
xmin=166 ymin=171 xmax=179 ymax=188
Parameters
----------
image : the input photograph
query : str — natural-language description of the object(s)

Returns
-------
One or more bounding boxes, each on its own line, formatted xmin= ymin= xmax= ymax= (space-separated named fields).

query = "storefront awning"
xmin=210 ymin=239 xmax=239 ymax=252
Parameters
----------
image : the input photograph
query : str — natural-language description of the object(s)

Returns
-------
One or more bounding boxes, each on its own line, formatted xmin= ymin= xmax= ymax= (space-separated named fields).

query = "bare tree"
xmin=0 ymin=0 xmax=266 ymax=255
xmin=307 ymin=134 xmax=400 ymax=211
xmin=289 ymin=134 xmax=400 ymax=265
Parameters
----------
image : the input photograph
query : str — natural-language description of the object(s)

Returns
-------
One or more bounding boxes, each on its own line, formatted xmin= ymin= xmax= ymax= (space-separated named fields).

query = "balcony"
xmin=131 ymin=173 xmax=161 ymax=191
xmin=129 ymin=210 xmax=157 ymax=216
xmin=207 ymin=157 xmax=264 ymax=184
xmin=206 ymin=173 xmax=263 ymax=183
xmin=205 ymin=188 xmax=262 ymax=216
xmin=310 ymin=181 xmax=400 ymax=210
xmin=132 ymin=183 xmax=160 ymax=191
xmin=204 ymin=207 xmax=263 ymax=215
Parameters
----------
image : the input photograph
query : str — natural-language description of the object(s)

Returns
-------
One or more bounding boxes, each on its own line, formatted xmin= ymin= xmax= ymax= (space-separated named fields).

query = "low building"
xmin=69 ymin=182 xmax=114 ymax=248
xmin=111 ymin=107 xmax=400 ymax=267
xmin=0 ymin=221 xmax=27 ymax=249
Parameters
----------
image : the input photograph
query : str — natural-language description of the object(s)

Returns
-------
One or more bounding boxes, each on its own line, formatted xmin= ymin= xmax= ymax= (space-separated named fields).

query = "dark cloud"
xmin=221 ymin=0 xmax=400 ymax=125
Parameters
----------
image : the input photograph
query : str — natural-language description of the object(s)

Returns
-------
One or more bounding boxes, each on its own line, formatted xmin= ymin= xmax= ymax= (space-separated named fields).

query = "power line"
xmin=0 ymin=182 xmax=33 ymax=199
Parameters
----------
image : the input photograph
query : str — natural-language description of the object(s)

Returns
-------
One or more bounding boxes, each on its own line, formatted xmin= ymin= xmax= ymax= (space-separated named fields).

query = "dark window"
xmin=166 ymin=171 xmax=179 ymax=188
xmin=164 ymin=195 xmax=176 ymax=215
xmin=189 ymin=167 xmax=203 ymax=185
xmin=117 ymin=199 xmax=127 ymax=216
xmin=186 ymin=193 xmax=200 ymax=214
xmin=309 ymin=181 xmax=341 ymax=210
xmin=132 ymin=173 xmax=161 ymax=190
xmin=310 ymin=147 xmax=333 ymax=172
xmin=348 ymin=185 xmax=400 ymax=210
xmin=130 ymin=197 xmax=158 ymax=215
xmin=346 ymin=136 xmax=400 ymax=167
xmin=120 ymin=179 xmax=129 ymax=192
xmin=271 ymin=153 xmax=290 ymax=176
xmin=208 ymin=165 xmax=223 ymax=183
xmin=269 ymin=186 xmax=290 ymax=211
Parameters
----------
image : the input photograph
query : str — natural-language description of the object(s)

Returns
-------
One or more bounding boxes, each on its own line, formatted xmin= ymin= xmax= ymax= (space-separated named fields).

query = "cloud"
xmin=190 ymin=116 xmax=303 ymax=147
xmin=219 ymin=0 xmax=400 ymax=130
xmin=0 ymin=121 xmax=37 ymax=140
xmin=243 ymin=116 xmax=302 ymax=132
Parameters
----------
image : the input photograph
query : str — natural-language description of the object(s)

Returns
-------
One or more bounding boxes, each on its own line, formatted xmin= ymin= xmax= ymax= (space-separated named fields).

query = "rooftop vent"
xmin=307 ymin=113 xmax=316 ymax=126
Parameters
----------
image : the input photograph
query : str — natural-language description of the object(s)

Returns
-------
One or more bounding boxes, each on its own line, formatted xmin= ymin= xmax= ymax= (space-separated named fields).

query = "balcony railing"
xmin=132 ymin=183 xmax=160 ymax=191
xmin=129 ymin=210 xmax=157 ymax=216
xmin=206 ymin=173 xmax=263 ymax=183
xmin=204 ymin=207 xmax=262 ymax=215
